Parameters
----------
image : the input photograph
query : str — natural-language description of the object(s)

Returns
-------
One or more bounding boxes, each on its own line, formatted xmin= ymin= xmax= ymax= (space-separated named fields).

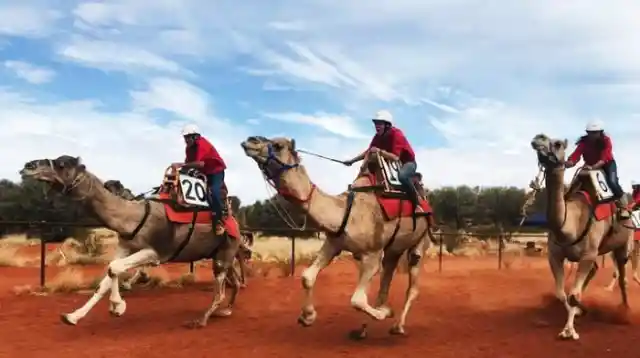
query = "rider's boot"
xmin=616 ymin=195 xmax=631 ymax=219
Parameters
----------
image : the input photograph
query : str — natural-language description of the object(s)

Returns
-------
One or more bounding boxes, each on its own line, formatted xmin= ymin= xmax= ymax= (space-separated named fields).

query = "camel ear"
xmin=290 ymin=139 xmax=296 ymax=151
xmin=563 ymin=139 xmax=568 ymax=148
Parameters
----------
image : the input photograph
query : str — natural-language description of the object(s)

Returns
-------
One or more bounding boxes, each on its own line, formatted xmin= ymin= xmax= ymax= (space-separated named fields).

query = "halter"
xmin=258 ymin=143 xmax=316 ymax=204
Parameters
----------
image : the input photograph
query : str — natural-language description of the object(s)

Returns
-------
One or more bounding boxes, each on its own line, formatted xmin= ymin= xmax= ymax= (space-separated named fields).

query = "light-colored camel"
xmin=20 ymin=155 xmax=242 ymax=328
xmin=241 ymin=136 xmax=435 ymax=338
xmin=531 ymin=134 xmax=634 ymax=340
xmin=104 ymin=180 xmax=252 ymax=291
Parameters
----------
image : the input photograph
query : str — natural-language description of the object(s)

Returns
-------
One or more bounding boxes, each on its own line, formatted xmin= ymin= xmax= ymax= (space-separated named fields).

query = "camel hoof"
xmin=348 ymin=325 xmax=367 ymax=341
xmin=377 ymin=305 xmax=394 ymax=319
xmin=557 ymin=328 xmax=579 ymax=341
xmin=389 ymin=325 xmax=406 ymax=336
xmin=297 ymin=309 xmax=317 ymax=327
xmin=109 ymin=300 xmax=126 ymax=317
xmin=214 ymin=308 xmax=232 ymax=317
xmin=60 ymin=314 xmax=78 ymax=326
xmin=184 ymin=320 xmax=207 ymax=329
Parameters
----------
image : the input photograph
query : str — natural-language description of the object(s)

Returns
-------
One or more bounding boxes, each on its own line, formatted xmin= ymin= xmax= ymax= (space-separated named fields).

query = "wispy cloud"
xmin=0 ymin=5 xmax=62 ymax=38
xmin=262 ymin=112 xmax=367 ymax=139
xmin=57 ymin=36 xmax=185 ymax=74
xmin=130 ymin=78 xmax=212 ymax=122
xmin=4 ymin=61 xmax=56 ymax=84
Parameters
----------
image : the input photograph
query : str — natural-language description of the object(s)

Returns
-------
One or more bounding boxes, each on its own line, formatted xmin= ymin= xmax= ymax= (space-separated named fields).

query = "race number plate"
xmin=379 ymin=156 xmax=402 ymax=186
xmin=632 ymin=210 xmax=640 ymax=229
xmin=178 ymin=174 xmax=209 ymax=207
xmin=589 ymin=169 xmax=614 ymax=201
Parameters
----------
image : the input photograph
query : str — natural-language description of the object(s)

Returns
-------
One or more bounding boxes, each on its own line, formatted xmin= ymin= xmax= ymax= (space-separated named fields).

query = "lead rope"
xmin=261 ymin=173 xmax=308 ymax=231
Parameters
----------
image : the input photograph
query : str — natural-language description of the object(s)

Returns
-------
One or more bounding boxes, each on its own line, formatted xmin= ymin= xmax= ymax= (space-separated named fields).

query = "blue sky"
xmin=1 ymin=0 xmax=640 ymax=205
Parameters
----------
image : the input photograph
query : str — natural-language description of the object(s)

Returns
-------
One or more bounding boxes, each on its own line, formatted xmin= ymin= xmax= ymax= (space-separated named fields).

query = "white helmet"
xmin=585 ymin=120 xmax=604 ymax=132
xmin=181 ymin=124 xmax=200 ymax=136
xmin=372 ymin=110 xmax=394 ymax=125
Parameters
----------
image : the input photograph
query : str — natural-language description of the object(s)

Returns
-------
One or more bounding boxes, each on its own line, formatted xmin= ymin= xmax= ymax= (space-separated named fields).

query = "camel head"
xmin=530 ymin=134 xmax=568 ymax=169
xmin=20 ymin=155 xmax=87 ymax=192
xmin=240 ymin=136 xmax=300 ymax=180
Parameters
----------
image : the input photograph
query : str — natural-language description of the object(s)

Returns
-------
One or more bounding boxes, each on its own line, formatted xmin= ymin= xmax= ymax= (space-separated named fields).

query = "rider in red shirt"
xmin=173 ymin=124 xmax=227 ymax=235
xmin=343 ymin=110 xmax=419 ymax=207
xmin=565 ymin=120 xmax=629 ymax=217
xmin=632 ymin=181 xmax=640 ymax=210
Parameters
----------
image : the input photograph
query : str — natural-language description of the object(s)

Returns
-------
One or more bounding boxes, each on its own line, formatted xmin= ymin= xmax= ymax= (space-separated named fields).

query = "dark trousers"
xmin=397 ymin=161 xmax=419 ymax=205
xmin=603 ymin=160 xmax=624 ymax=199
xmin=206 ymin=171 xmax=225 ymax=225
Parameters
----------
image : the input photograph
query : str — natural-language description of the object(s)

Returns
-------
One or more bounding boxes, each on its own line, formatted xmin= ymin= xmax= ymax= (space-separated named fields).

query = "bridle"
xmin=255 ymin=142 xmax=316 ymax=204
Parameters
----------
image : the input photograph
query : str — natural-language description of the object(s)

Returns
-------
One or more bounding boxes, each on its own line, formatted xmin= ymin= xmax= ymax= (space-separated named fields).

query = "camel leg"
xmin=373 ymin=251 xmax=403 ymax=315
xmin=61 ymin=248 xmax=159 ymax=326
xmin=632 ymin=241 xmax=640 ymax=285
xmin=121 ymin=267 xmax=146 ymax=290
xmin=560 ymin=257 xmax=596 ymax=341
xmin=297 ymin=240 xmax=341 ymax=327
xmin=605 ymin=253 xmax=619 ymax=291
xmin=612 ymin=247 xmax=630 ymax=308
xmin=390 ymin=243 xmax=425 ymax=336
xmin=548 ymin=247 xmax=568 ymax=306
xmin=350 ymin=251 xmax=386 ymax=319
xmin=189 ymin=236 xmax=239 ymax=328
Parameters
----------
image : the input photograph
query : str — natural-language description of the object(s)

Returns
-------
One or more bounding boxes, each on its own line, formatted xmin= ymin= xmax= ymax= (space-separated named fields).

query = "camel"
xmin=240 ymin=136 xmax=436 ymax=338
xmin=20 ymin=155 xmax=243 ymax=328
xmin=530 ymin=134 xmax=634 ymax=340
xmin=103 ymin=180 xmax=252 ymax=291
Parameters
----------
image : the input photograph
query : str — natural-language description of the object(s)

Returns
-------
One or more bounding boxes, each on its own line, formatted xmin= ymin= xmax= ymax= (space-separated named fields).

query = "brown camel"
xmin=20 ymin=155 xmax=242 ymax=328
xmin=241 ymin=136 xmax=436 ymax=338
xmin=531 ymin=134 xmax=634 ymax=340
xmin=605 ymin=238 xmax=640 ymax=290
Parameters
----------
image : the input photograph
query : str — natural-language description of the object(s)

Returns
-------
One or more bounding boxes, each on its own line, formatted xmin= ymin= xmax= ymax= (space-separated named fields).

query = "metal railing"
xmin=0 ymin=220 xmax=551 ymax=288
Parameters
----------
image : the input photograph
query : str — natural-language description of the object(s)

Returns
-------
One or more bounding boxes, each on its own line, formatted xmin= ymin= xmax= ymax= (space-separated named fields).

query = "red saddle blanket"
xmin=364 ymin=175 xmax=433 ymax=221
xmin=157 ymin=193 xmax=240 ymax=239
xmin=576 ymin=191 xmax=616 ymax=221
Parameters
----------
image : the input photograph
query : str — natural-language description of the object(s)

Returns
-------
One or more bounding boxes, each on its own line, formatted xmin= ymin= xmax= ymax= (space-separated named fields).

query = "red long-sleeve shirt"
xmin=185 ymin=136 xmax=226 ymax=175
xmin=567 ymin=135 xmax=614 ymax=166
xmin=368 ymin=127 xmax=416 ymax=164
xmin=633 ymin=189 xmax=640 ymax=207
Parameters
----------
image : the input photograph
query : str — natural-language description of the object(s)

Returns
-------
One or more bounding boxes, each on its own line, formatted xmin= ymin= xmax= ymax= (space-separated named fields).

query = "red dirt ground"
xmin=1 ymin=255 xmax=640 ymax=358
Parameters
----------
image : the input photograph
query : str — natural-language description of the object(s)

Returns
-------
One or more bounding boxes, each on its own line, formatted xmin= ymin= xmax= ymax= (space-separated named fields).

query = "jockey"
xmin=565 ymin=120 xmax=629 ymax=217
xmin=343 ymin=110 xmax=419 ymax=208
xmin=173 ymin=124 xmax=227 ymax=235
xmin=632 ymin=181 xmax=640 ymax=210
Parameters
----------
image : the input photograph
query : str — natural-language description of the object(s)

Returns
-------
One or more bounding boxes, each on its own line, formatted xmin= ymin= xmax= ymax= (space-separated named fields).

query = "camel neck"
xmin=70 ymin=174 xmax=147 ymax=235
xmin=280 ymin=167 xmax=348 ymax=233
xmin=545 ymin=167 xmax=569 ymax=233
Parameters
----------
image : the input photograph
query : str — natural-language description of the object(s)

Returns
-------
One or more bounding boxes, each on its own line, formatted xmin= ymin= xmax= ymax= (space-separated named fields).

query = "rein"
xmin=257 ymin=143 xmax=315 ymax=230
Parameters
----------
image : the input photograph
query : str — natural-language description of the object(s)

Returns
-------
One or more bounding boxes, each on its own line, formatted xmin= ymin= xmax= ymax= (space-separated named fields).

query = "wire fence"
xmin=0 ymin=220 xmax=564 ymax=288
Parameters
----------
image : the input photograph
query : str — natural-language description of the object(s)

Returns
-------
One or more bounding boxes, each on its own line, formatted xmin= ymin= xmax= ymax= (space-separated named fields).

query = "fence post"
xmin=39 ymin=234 xmax=47 ymax=288
xmin=438 ymin=232 xmax=443 ymax=273
xmin=290 ymin=235 xmax=296 ymax=277
xmin=498 ymin=233 xmax=504 ymax=270
xmin=189 ymin=261 xmax=195 ymax=274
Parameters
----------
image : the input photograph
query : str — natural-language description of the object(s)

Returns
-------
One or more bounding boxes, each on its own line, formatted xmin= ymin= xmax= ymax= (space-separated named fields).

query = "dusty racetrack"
xmin=1 ymin=256 xmax=639 ymax=358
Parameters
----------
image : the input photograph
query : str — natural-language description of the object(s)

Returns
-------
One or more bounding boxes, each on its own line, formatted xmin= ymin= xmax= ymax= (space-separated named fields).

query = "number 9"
xmin=596 ymin=172 xmax=609 ymax=192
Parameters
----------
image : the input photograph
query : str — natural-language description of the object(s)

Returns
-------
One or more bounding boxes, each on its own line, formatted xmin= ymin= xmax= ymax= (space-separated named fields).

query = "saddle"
xmin=565 ymin=168 xmax=618 ymax=221
xmin=359 ymin=153 xmax=426 ymax=201
xmin=156 ymin=166 xmax=230 ymax=216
